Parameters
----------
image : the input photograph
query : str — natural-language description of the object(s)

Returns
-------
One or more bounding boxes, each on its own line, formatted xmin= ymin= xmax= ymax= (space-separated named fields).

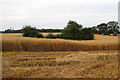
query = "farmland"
xmin=1 ymin=33 xmax=119 ymax=78
xmin=2 ymin=33 xmax=119 ymax=52
xmin=2 ymin=51 xmax=119 ymax=78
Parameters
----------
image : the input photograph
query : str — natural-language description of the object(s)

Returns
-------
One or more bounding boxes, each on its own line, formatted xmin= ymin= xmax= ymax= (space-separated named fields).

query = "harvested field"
xmin=2 ymin=51 xmax=119 ymax=78
xmin=1 ymin=33 xmax=119 ymax=78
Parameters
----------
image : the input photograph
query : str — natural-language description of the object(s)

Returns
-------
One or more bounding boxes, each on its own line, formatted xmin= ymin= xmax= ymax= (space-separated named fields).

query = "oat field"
xmin=1 ymin=33 xmax=119 ymax=78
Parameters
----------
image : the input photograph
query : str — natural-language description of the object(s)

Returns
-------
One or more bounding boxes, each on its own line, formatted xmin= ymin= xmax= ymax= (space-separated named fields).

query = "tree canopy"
xmin=62 ymin=21 xmax=83 ymax=40
xmin=22 ymin=25 xmax=40 ymax=37
xmin=92 ymin=21 xmax=120 ymax=35
xmin=62 ymin=20 xmax=94 ymax=40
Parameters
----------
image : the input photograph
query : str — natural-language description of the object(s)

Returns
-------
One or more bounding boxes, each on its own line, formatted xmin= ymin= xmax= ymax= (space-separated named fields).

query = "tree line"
xmin=92 ymin=21 xmax=119 ymax=35
xmin=2 ymin=20 xmax=120 ymax=40
xmin=22 ymin=21 xmax=94 ymax=40
xmin=2 ymin=21 xmax=119 ymax=35
xmin=2 ymin=28 xmax=62 ymax=33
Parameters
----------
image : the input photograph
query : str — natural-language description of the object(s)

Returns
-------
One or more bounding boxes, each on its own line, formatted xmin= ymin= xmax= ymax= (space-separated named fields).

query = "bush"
xmin=81 ymin=28 xmax=94 ymax=40
xmin=103 ymin=31 xmax=110 ymax=35
xmin=37 ymin=34 xmax=43 ymax=38
xmin=56 ymin=34 xmax=64 ymax=38
xmin=45 ymin=33 xmax=57 ymax=39
xmin=113 ymin=33 xmax=117 ymax=36
xmin=22 ymin=25 xmax=39 ymax=37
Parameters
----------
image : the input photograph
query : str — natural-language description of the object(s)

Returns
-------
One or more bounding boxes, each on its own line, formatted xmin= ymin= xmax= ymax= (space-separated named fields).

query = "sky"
xmin=0 ymin=0 xmax=119 ymax=31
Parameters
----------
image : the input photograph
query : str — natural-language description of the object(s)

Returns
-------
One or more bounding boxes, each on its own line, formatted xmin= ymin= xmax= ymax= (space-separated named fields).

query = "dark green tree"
xmin=97 ymin=23 xmax=108 ymax=35
xmin=22 ymin=25 xmax=39 ymax=37
xmin=93 ymin=21 xmax=120 ymax=35
xmin=62 ymin=20 xmax=94 ymax=40
xmin=37 ymin=34 xmax=43 ymax=38
xmin=81 ymin=28 xmax=94 ymax=40
xmin=62 ymin=20 xmax=83 ymax=40
xmin=45 ymin=33 xmax=57 ymax=39
xmin=91 ymin=26 xmax=98 ymax=34
xmin=107 ymin=21 xmax=119 ymax=34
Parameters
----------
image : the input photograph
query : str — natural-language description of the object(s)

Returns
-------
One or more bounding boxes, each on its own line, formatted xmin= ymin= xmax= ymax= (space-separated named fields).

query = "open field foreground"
xmin=1 ymin=33 xmax=119 ymax=78
xmin=2 ymin=51 xmax=119 ymax=78
xmin=2 ymin=33 xmax=119 ymax=52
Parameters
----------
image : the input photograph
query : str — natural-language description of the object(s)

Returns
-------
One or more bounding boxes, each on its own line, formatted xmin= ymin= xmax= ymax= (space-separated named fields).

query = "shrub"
xmin=37 ymin=34 xmax=43 ymax=38
xmin=56 ymin=34 xmax=64 ymax=39
xmin=113 ymin=33 xmax=117 ymax=36
xmin=103 ymin=31 xmax=110 ymax=35
xmin=22 ymin=25 xmax=39 ymax=37
xmin=45 ymin=33 xmax=57 ymax=39
xmin=81 ymin=28 xmax=94 ymax=40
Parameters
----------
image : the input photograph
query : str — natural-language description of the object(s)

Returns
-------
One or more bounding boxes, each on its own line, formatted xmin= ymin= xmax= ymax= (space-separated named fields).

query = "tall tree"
xmin=62 ymin=20 xmax=83 ymax=40
xmin=97 ymin=23 xmax=108 ymax=34
xmin=107 ymin=21 xmax=119 ymax=34
xmin=91 ymin=26 xmax=98 ymax=34
xmin=62 ymin=20 xmax=94 ymax=40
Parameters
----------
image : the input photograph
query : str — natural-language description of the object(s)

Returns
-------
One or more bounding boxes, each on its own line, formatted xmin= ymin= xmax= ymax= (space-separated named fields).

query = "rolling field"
xmin=1 ymin=33 xmax=119 ymax=78
xmin=2 ymin=33 xmax=119 ymax=52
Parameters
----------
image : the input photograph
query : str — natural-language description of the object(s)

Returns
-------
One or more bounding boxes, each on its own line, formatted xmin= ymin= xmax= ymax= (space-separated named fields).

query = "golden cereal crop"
xmin=1 ymin=33 xmax=119 ymax=52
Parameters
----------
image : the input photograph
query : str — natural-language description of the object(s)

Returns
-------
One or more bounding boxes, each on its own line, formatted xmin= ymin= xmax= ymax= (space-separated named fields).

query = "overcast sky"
xmin=0 ymin=0 xmax=119 ymax=30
